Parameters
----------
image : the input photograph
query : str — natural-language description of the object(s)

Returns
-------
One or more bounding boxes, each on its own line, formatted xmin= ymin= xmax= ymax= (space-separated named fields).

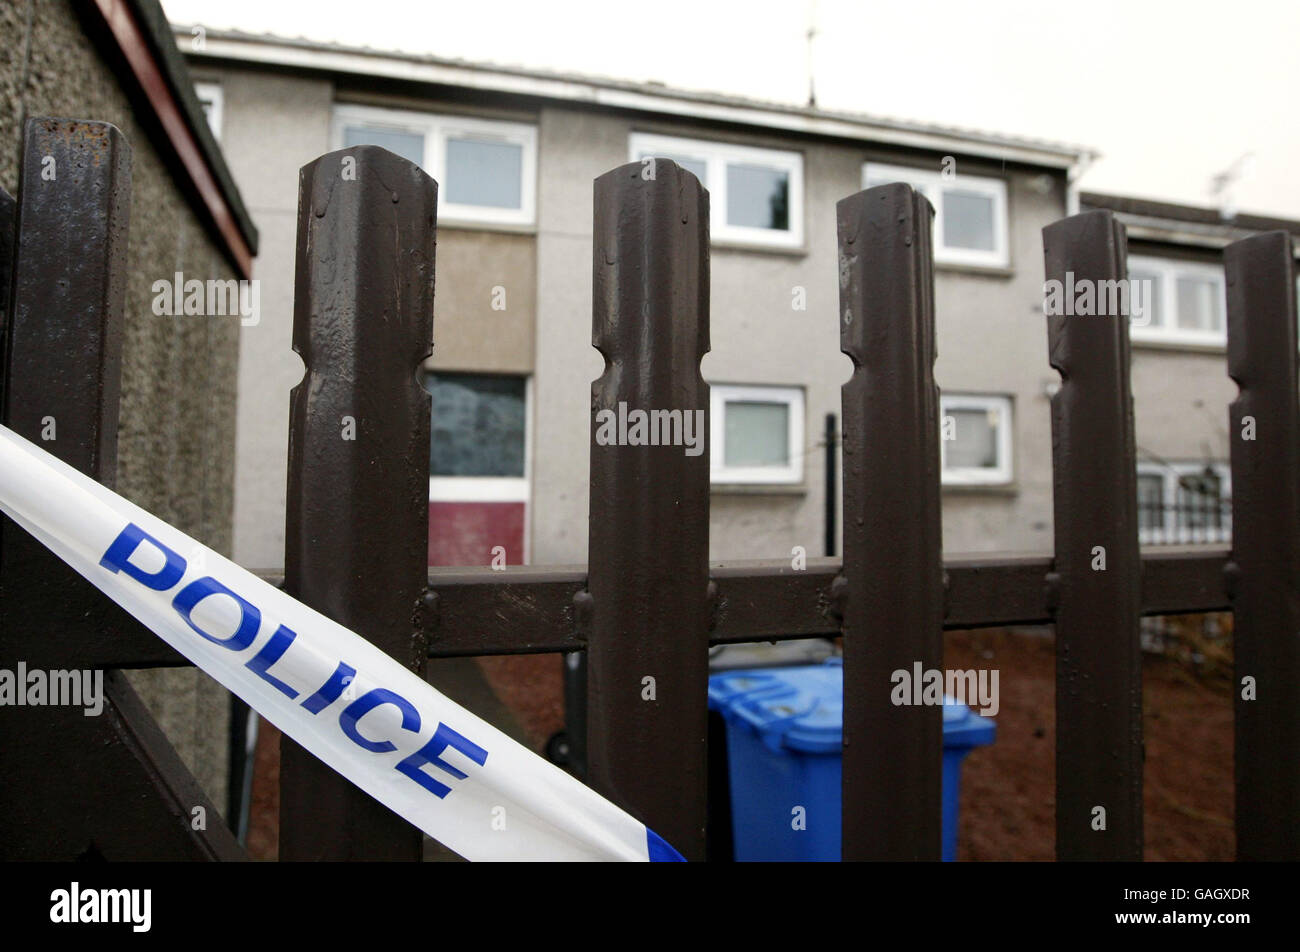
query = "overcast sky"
xmin=161 ymin=0 xmax=1300 ymax=220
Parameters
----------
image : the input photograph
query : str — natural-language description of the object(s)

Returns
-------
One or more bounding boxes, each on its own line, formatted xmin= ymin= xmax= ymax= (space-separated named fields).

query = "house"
xmin=177 ymin=28 xmax=1294 ymax=572
xmin=1081 ymin=191 xmax=1300 ymax=546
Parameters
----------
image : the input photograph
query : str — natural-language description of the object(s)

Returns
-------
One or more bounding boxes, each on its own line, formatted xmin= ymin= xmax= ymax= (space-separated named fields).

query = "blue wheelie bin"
xmin=708 ymin=658 xmax=995 ymax=861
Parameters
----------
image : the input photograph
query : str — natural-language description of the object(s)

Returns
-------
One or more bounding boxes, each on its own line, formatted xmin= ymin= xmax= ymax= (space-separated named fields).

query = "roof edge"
xmin=1082 ymin=190 xmax=1300 ymax=237
xmin=87 ymin=1 xmax=258 ymax=274
xmin=176 ymin=26 xmax=1096 ymax=171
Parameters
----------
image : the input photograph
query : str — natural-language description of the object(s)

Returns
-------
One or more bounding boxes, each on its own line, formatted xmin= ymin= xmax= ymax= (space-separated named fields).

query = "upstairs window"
xmin=1128 ymin=256 xmax=1226 ymax=346
xmin=334 ymin=105 xmax=536 ymax=227
xmin=863 ymin=162 xmax=1009 ymax=269
xmin=630 ymin=133 xmax=804 ymax=250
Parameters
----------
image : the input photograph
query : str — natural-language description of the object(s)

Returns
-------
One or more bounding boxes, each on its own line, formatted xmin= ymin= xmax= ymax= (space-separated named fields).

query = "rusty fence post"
xmin=279 ymin=145 xmax=437 ymax=861
xmin=0 ymin=118 xmax=241 ymax=860
xmin=1042 ymin=210 xmax=1143 ymax=861
xmin=837 ymin=183 xmax=944 ymax=861
xmin=585 ymin=159 xmax=711 ymax=861
xmin=1225 ymin=231 xmax=1300 ymax=861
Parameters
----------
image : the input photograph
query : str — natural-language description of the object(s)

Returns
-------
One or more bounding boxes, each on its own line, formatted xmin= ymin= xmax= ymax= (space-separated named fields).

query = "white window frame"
xmin=940 ymin=393 xmax=1014 ymax=485
xmin=1127 ymin=255 xmax=1227 ymax=347
xmin=629 ymin=133 xmax=804 ymax=250
xmin=862 ymin=162 xmax=1009 ymax=269
xmin=426 ymin=374 xmax=532 ymax=562
xmin=332 ymin=104 xmax=537 ymax=228
xmin=1136 ymin=461 xmax=1231 ymax=545
xmin=194 ymin=81 xmax=223 ymax=142
xmin=710 ymin=384 xmax=805 ymax=485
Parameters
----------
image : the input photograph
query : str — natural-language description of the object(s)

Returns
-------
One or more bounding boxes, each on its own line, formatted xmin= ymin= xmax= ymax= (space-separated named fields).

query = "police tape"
xmin=0 ymin=424 xmax=684 ymax=862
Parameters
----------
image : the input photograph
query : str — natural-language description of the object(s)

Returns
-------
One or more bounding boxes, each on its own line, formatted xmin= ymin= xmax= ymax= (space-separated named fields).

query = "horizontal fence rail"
xmin=69 ymin=550 xmax=1234 ymax=665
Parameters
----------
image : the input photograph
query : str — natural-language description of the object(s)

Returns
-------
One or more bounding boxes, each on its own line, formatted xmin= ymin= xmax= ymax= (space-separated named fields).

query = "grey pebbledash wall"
xmin=0 ymin=0 xmax=241 ymax=818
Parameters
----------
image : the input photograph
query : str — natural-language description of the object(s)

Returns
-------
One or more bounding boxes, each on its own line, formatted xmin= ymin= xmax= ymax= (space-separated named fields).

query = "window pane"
xmin=1137 ymin=474 xmax=1165 ymax=531
xmin=726 ymin=164 xmax=789 ymax=231
xmin=942 ymin=189 xmax=996 ymax=251
xmin=445 ymin=138 xmax=523 ymax=209
xmin=724 ymin=401 xmax=789 ymax=467
xmin=1175 ymin=275 xmax=1223 ymax=331
xmin=946 ymin=408 xmax=998 ymax=469
xmin=638 ymin=151 xmax=707 ymax=184
xmin=1129 ymin=269 xmax=1162 ymax=326
xmin=424 ymin=374 xmax=526 ymax=477
xmin=343 ymin=125 xmax=425 ymax=167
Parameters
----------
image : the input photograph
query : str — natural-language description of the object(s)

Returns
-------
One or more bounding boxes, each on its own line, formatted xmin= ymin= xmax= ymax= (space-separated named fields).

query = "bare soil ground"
xmin=245 ymin=628 xmax=1234 ymax=861
xmin=947 ymin=627 xmax=1234 ymax=861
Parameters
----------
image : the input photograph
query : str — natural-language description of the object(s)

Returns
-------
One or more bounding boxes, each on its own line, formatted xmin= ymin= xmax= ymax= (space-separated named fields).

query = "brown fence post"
xmin=1224 ymin=230 xmax=1300 ymax=861
xmin=1042 ymin=210 xmax=1143 ymax=861
xmin=0 ymin=118 xmax=134 ymax=670
xmin=586 ymin=159 xmax=711 ymax=860
xmin=0 ymin=118 xmax=242 ymax=860
xmin=838 ymin=183 xmax=944 ymax=861
xmin=279 ymin=145 xmax=437 ymax=861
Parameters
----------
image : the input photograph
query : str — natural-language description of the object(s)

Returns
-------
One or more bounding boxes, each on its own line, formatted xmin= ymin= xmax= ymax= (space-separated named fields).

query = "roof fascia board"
xmin=92 ymin=1 xmax=256 ymax=275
